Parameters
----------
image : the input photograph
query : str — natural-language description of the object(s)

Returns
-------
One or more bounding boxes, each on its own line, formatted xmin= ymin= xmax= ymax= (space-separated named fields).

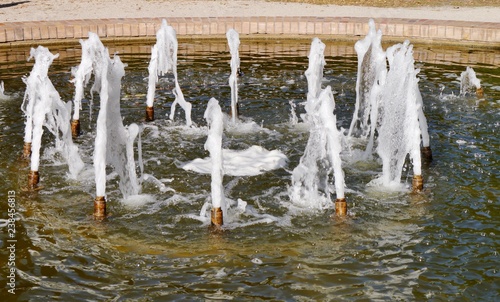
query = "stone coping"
xmin=0 ymin=16 xmax=499 ymax=47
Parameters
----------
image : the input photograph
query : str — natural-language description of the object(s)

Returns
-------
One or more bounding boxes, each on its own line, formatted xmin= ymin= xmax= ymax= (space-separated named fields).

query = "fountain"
xmin=3 ymin=16 xmax=500 ymax=300
xmin=348 ymin=19 xmax=386 ymax=155
xmin=370 ymin=40 xmax=424 ymax=191
xmin=346 ymin=20 xmax=431 ymax=190
xmin=145 ymin=19 xmax=192 ymax=125
xmin=71 ymin=33 xmax=142 ymax=219
xmin=289 ymin=38 xmax=346 ymax=214
xmin=203 ymin=98 xmax=225 ymax=228
xmin=21 ymin=46 xmax=84 ymax=189
xmin=460 ymin=66 xmax=483 ymax=97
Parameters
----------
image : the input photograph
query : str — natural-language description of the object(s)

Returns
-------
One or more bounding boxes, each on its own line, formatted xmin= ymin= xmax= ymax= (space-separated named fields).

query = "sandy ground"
xmin=0 ymin=0 xmax=499 ymax=23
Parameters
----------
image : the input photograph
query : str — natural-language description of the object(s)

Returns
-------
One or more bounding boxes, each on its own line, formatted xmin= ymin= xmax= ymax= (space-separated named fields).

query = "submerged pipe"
xmin=94 ymin=196 xmax=106 ymax=220
xmin=229 ymin=103 xmax=240 ymax=119
xmin=71 ymin=119 xmax=81 ymax=137
xmin=335 ymin=198 xmax=347 ymax=216
xmin=421 ymin=146 xmax=433 ymax=163
xmin=412 ymin=175 xmax=424 ymax=192
xmin=22 ymin=142 xmax=32 ymax=159
xmin=211 ymin=207 xmax=223 ymax=228
xmin=146 ymin=106 xmax=154 ymax=122
xmin=28 ymin=170 xmax=39 ymax=189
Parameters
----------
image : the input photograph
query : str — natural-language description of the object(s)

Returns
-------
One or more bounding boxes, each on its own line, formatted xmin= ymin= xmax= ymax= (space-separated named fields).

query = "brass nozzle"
xmin=335 ymin=198 xmax=347 ymax=216
xmin=211 ymin=207 xmax=223 ymax=227
xmin=412 ymin=175 xmax=424 ymax=192
xmin=476 ymin=87 xmax=484 ymax=98
xmin=71 ymin=119 xmax=81 ymax=138
xmin=28 ymin=170 xmax=39 ymax=189
xmin=94 ymin=196 xmax=106 ymax=220
xmin=146 ymin=106 xmax=154 ymax=122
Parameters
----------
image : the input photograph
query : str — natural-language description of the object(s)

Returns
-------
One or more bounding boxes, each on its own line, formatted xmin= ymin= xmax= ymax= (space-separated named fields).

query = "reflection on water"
xmin=0 ymin=40 xmax=499 ymax=300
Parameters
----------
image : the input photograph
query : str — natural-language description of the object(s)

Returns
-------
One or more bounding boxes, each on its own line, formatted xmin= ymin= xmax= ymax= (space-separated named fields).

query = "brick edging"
xmin=0 ymin=16 xmax=499 ymax=46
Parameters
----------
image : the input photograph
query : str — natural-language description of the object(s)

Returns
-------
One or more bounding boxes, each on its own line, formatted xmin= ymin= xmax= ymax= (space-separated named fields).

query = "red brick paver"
xmin=0 ymin=17 xmax=498 ymax=46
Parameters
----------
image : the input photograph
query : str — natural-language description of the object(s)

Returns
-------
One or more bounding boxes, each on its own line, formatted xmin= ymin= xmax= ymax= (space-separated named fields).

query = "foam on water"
xmin=180 ymin=145 xmax=288 ymax=176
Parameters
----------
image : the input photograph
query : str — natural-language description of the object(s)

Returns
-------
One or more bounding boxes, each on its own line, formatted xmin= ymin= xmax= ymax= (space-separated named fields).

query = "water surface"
xmin=0 ymin=40 xmax=498 ymax=300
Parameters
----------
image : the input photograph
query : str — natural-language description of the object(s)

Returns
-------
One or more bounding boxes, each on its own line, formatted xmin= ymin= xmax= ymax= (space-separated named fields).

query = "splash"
xmin=21 ymin=46 xmax=84 ymax=179
xmin=460 ymin=66 xmax=482 ymax=96
xmin=348 ymin=20 xmax=430 ymax=190
xmin=146 ymin=19 xmax=192 ymax=125
xmin=371 ymin=41 xmax=422 ymax=189
xmin=289 ymin=38 xmax=345 ymax=209
xmin=0 ymin=81 xmax=11 ymax=100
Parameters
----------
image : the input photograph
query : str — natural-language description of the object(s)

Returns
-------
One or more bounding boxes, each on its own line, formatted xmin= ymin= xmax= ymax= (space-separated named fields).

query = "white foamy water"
xmin=181 ymin=145 xmax=287 ymax=176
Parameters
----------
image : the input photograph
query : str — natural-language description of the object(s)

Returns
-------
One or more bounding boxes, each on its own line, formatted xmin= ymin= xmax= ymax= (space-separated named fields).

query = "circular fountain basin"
xmin=0 ymin=40 xmax=498 ymax=300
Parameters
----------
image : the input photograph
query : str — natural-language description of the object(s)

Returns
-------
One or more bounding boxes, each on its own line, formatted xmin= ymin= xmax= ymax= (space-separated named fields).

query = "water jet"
xmin=146 ymin=19 xmax=192 ymax=125
xmin=227 ymin=29 xmax=241 ymax=122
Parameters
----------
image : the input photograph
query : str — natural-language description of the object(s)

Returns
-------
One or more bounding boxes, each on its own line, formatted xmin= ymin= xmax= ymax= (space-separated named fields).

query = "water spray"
xmin=204 ymin=98 xmax=226 ymax=229
xmin=227 ymin=29 xmax=241 ymax=122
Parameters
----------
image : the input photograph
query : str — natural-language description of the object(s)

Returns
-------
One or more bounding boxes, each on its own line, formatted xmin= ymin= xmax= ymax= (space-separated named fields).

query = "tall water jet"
xmin=460 ymin=66 xmax=483 ymax=97
xmin=70 ymin=33 xmax=108 ymax=137
xmin=204 ymin=98 xmax=225 ymax=228
xmin=77 ymin=33 xmax=141 ymax=219
xmin=226 ymin=29 xmax=240 ymax=123
xmin=374 ymin=41 xmax=423 ymax=191
xmin=21 ymin=46 xmax=84 ymax=188
xmin=290 ymin=38 xmax=346 ymax=214
xmin=348 ymin=19 xmax=387 ymax=158
xmin=146 ymin=19 xmax=192 ymax=125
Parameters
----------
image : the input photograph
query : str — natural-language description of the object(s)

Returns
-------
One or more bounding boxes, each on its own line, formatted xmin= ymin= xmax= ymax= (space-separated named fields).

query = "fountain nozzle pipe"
xmin=146 ymin=106 xmax=154 ymax=121
xmin=28 ymin=170 xmax=39 ymax=189
xmin=476 ymin=87 xmax=484 ymax=98
xmin=211 ymin=207 xmax=223 ymax=227
xmin=94 ymin=196 xmax=106 ymax=220
xmin=71 ymin=119 xmax=81 ymax=137
xmin=335 ymin=198 xmax=347 ymax=216
xmin=22 ymin=142 xmax=32 ymax=159
xmin=412 ymin=175 xmax=424 ymax=192
xmin=421 ymin=146 xmax=433 ymax=162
